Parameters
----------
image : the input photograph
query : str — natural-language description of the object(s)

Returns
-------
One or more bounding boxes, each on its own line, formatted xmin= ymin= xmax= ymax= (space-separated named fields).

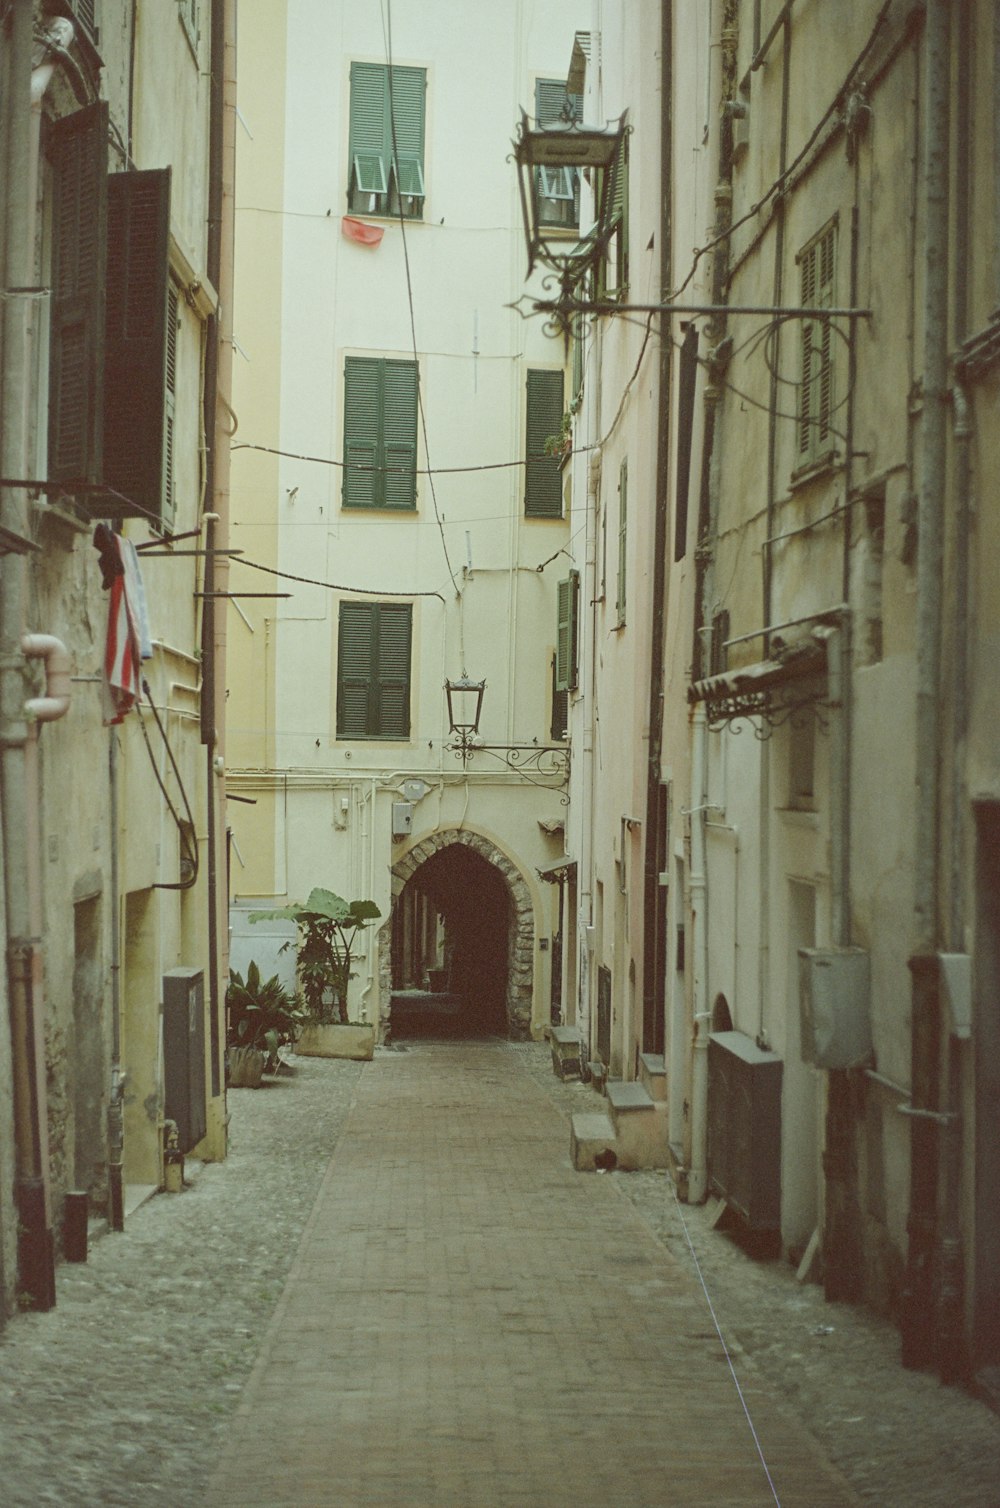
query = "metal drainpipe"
xmin=687 ymin=703 xmax=710 ymax=1203
xmin=0 ymin=0 xmax=57 ymax=1312
xmin=641 ymin=0 xmax=672 ymax=1058
xmin=902 ymin=0 xmax=950 ymax=1373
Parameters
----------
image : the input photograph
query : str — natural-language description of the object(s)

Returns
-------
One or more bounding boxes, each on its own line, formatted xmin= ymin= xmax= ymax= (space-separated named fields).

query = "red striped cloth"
xmin=102 ymin=570 xmax=140 ymax=725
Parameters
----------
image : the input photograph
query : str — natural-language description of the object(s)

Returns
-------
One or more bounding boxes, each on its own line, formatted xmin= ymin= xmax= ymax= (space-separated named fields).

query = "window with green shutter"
xmin=348 ymin=62 xmax=426 ymax=219
xmin=615 ymin=458 xmax=628 ymax=626
xmin=555 ymin=570 xmax=579 ymax=692
xmin=337 ymin=601 xmax=413 ymax=740
xmin=525 ymin=368 xmax=564 ymax=518
xmin=102 ymin=167 xmax=172 ymax=524
xmin=343 ymin=356 xmax=418 ymax=510
xmin=797 ymin=220 xmax=837 ymax=467
xmin=596 ymin=133 xmax=629 ymax=300
xmin=534 ymin=78 xmax=582 ymax=229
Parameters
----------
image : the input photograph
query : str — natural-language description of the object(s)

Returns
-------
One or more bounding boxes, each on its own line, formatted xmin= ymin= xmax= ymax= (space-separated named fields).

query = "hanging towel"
xmin=100 ymin=535 xmax=152 ymax=725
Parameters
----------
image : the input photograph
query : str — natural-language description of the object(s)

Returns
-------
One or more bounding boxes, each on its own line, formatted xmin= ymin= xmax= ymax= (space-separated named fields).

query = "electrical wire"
xmin=232 ymin=554 xmax=447 ymax=602
xmin=135 ymin=679 xmax=200 ymax=890
xmin=666 ymin=0 xmax=894 ymax=307
xmin=381 ymin=0 xmax=460 ymax=601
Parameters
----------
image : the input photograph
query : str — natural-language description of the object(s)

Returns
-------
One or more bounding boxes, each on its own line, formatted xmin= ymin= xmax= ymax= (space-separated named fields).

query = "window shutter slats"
xmin=337 ymin=602 xmax=412 ymax=739
xmin=525 ymin=368 xmax=564 ymax=518
xmin=556 ymin=570 xmax=579 ymax=692
xmin=48 ymin=101 xmax=108 ymax=486
xmin=798 ymin=226 xmax=835 ymax=462
xmin=376 ymin=602 xmax=412 ymax=738
xmin=343 ymin=357 xmax=418 ymax=510
xmin=616 ymin=458 xmax=628 ymax=624
xmin=388 ymin=66 xmax=425 ymax=163
xmin=103 ymin=168 xmax=171 ymax=521
xmin=343 ymin=357 xmax=381 ymax=508
xmin=349 ymin=62 xmax=389 ymax=188
xmin=381 ymin=360 xmax=419 ymax=510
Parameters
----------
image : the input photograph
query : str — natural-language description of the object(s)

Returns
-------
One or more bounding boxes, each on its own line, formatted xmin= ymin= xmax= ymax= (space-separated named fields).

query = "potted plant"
xmin=226 ymin=962 xmax=306 ymax=1088
xmin=248 ymin=888 xmax=382 ymax=1060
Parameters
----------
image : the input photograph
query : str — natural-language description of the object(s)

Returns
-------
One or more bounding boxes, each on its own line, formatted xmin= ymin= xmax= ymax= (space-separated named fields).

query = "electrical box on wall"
xmin=798 ymin=947 xmax=872 ymax=1069
xmin=391 ymin=802 xmax=413 ymax=840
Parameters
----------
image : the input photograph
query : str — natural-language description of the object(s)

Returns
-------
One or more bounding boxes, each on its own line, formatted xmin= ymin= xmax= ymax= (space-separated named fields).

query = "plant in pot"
xmin=248 ymin=888 xmax=382 ymax=1059
xmin=226 ymin=962 xmax=306 ymax=1088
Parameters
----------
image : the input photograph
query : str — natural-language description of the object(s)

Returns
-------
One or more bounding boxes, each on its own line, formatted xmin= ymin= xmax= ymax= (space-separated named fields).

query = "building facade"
xmin=0 ymin=0 xmax=234 ymax=1317
xmin=550 ymin=0 xmax=1000 ymax=1393
xmin=227 ymin=1 xmax=587 ymax=1041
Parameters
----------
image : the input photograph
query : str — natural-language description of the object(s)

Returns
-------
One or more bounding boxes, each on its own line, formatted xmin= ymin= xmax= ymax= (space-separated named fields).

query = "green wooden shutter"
xmin=535 ymin=78 xmax=582 ymax=125
xmin=337 ymin=601 xmax=376 ymax=736
xmin=102 ymin=168 xmax=171 ymax=522
xmin=616 ymin=458 xmax=628 ymax=624
xmin=798 ymin=225 xmax=835 ymax=461
xmin=525 ymin=369 xmax=564 ymax=518
xmin=348 ymin=62 xmax=389 ymax=196
xmin=163 ymin=286 xmax=179 ymax=527
xmin=556 ymin=570 xmax=579 ymax=692
xmin=337 ymin=601 xmax=412 ymax=738
xmin=48 ymin=102 xmax=108 ymax=487
xmin=388 ymin=66 xmax=425 ymax=201
xmin=381 ymin=360 xmax=418 ymax=510
xmin=343 ymin=357 xmax=380 ymax=508
xmin=375 ymin=602 xmax=412 ymax=737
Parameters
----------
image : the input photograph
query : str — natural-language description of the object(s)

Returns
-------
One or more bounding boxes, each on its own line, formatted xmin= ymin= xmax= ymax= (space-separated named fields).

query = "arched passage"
xmin=380 ymin=830 xmax=535 ymax=1041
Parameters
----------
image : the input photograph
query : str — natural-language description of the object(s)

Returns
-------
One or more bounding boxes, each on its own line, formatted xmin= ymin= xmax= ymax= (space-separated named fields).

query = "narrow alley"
xmin=1 ymin=1037 xmax=997 ymax=1507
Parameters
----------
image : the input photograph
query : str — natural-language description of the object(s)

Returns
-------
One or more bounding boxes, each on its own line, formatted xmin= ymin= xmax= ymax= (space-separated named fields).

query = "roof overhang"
xmin=689 ymin=642 xmax=828 ymax=732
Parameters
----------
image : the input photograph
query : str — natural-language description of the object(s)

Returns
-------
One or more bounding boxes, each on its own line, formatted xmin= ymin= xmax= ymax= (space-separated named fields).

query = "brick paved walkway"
xmin=206 ymin=1040 xmax=857 ymax=1507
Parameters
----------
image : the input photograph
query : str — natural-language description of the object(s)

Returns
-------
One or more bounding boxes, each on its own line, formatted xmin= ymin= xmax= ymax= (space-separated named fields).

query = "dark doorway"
xmin=973 ymin=800 xmax=1000 ymax=1384
xmin=391 ymin=842 xmax=511 ymax=1039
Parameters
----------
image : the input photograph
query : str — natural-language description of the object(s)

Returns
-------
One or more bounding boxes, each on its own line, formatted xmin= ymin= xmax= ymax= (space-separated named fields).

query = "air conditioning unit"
xmin=798 ymin=947 xmax=871 ymax=1069
xmin=163 ymin=968 xmax=207 ymax=1154
xmin=708 ymin=1030 xmax=782 ymax=1231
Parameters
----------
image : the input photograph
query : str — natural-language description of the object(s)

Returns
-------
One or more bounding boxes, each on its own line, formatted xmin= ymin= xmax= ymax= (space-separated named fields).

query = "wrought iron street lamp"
xmin=443 ymin=674 xmax=569 ymax=793
xmin=444 ymin=674 xmax=486 ymax=761
xmin=513 ymin=108 xmax=628 ymax=314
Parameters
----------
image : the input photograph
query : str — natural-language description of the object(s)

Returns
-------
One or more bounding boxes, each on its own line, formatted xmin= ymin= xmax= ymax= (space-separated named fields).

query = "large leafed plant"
xmin=248 ymin=888 xmax=381 ymax=1025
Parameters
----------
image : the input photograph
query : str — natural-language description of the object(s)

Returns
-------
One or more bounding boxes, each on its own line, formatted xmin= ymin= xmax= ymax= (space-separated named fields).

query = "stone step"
xmin=570 ymin=1111 xmax=619 ymax=1171
xmin=549 ymin=1025 xmax=583 ymax=1081
xmin=604 ymin=1079 xmax=670 ymax=1170
xmin=638 ymin=1051 xmax=667 ymax=1102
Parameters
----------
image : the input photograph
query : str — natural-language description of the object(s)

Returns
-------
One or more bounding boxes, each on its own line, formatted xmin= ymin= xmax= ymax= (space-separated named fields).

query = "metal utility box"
xmin=391 ymin=801 xmax=413 ymax=839
xmin=708 ymin=1031 xmax=782 ymax=1231
xmin=163 ymin=968 xmax=207 ymax=1154
xmin=798 ymin=947 xmax=871 ymax=1069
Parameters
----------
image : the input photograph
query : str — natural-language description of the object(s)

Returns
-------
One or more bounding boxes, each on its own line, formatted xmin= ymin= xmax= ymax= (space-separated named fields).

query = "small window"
xmin=342 ymin=356 xmax=418 ymax=511
xmin=336 ymin=601 xmax=412 ymax=740
xmin=596 ymin=133 xmax=629 ymax=300
xmin=797 ymin=221 xmax=837 ymax=467
xmin=535 ymin=79 xmax=582 ymax=230
xmin=347 ymin=62 xmax=426 ymax=220
xmin=524 ymin=368 xmax=564 ymax=518
xmin=555 ymin=571 xmax=580 ymax=693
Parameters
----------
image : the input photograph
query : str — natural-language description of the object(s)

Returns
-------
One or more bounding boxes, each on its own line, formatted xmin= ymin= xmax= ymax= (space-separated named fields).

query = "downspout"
xmin=201 ymin=0 xmax=237 ymax=1135
xmin=641 ymin=0 xmax=672 ymax=1059
xmin=937 ymin=0 xmax=973 ymax=1384
xmin=0 ymin=0 xmax=57 ymax=1312
xmin=687 ymin=703 xmax=709 ymax=1202
xmin=902 ymin=0 xmax=950 ymax=1373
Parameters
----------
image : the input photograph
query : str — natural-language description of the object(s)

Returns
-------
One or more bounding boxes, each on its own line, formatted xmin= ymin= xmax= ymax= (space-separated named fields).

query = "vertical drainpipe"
xmin=201 ymin=0 xmax=237 ymax=1135
xmin=641 ymin=0 xmax=672 ymax=1057
xmin=0 ymin=0 xmax=57 ymax=1311
xmin=936 ymin=0 xmax=972 ymax=1385
xmin=901 ymin=0 xmax=950 ymax=1373
xmin=686 ymin=0 xmax=734 ymax=1204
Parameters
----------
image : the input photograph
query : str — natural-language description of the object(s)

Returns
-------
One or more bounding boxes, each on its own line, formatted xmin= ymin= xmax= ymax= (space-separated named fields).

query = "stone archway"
xmin=378 ymin=829 xmax=535 ymax=1040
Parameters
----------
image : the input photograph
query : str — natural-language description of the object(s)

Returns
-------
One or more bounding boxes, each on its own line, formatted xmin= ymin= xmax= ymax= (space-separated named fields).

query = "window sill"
xmin=789 ymin=451 xmax=842 ymax=492
xmin=777 ymin=806 xmax=819 ymax=829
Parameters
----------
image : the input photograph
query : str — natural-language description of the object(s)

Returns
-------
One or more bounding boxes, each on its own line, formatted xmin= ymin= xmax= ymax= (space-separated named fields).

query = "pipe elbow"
xmin=22 ymin=633 xmax=72 ymax=723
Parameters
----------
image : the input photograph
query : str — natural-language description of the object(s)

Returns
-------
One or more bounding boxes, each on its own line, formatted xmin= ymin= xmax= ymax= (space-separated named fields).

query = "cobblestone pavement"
xmin=0 ymin=1039 xmax=997 ymax=1507
xmin=522 ymin=1053 xmax=1000 ymax=1508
